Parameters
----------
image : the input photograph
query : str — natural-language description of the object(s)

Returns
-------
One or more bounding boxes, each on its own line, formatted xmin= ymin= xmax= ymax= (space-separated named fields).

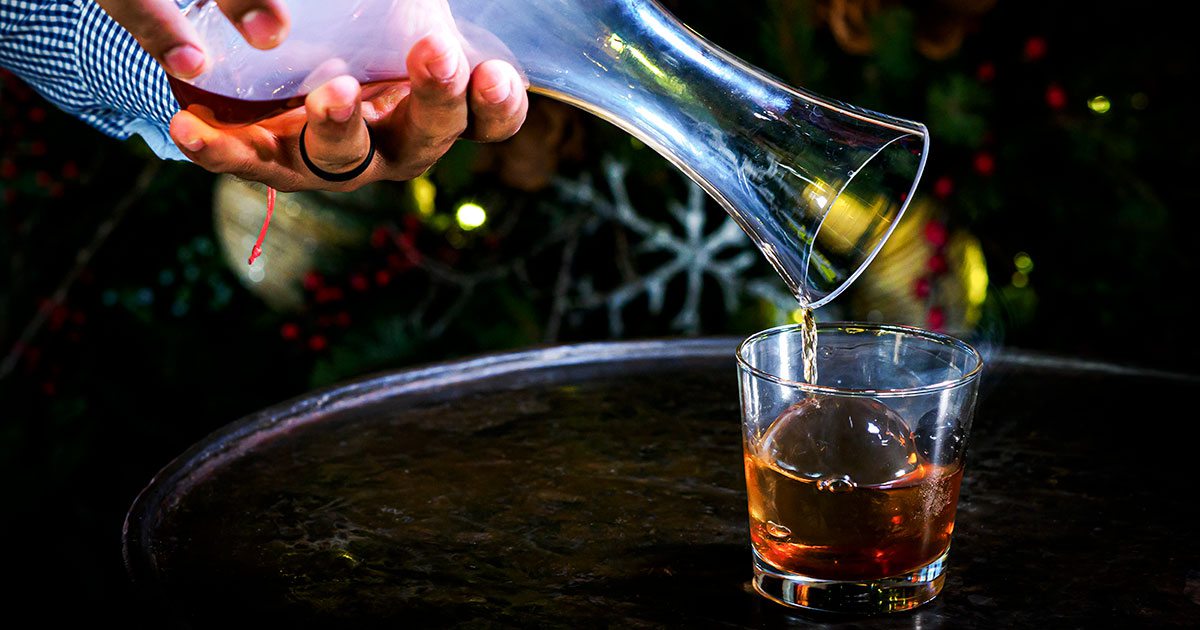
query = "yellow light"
xmin=1011 ymin=271 xmax=1029 ymax=288
xmin=1014 ymin=251 xmax=1034 ymax=273
xmin=606 ymin=33 xmax=626 ymax=53
xmin=455 ymin=202 xmax=487 ymax=230
xmin=790 ymin=308 xmax=806 ymax=324
xmin=962 ymin=237 xmax=989 ymax=307
xmin=411 ymin=176 xmax=436 ymax=216
xmin=1087 ymin=95 xmax=1111 ymax=114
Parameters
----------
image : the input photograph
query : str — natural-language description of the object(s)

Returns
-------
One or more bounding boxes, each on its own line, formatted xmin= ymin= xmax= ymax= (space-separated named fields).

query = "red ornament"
xmin=374 ymin=270 xmax=392 ymax=287
xmin=308 ymin=335 xmax=328 ymax=351
xmin=1023 ymin=37 xmax=1047 ymax=61
xmin=1045 ymin=83 xmax=1067 ymax=110
xmin=976 ymin=62 xmax=996 ymax=82
xmin=280 ymin=322 xmax=301 ymax=340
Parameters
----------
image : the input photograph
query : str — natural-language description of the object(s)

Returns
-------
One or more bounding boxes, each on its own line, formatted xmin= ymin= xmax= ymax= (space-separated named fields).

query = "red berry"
xmin=973 ymin=152 xmax=995 ymax=176
xmin=933 ymin=176 xmax=953 ymax=199
xmin=308 ymin=335 xmax=328 ymax=351
xmin=928 ymin=254 xmax=948 ymax=274
xmin=1045 ymin=83 xmax=1067 ymax=110
xmin=303 ymin=271 xmax=323 ymax=291
xmin=315 ymin=287 xmax=344 ymax=304
xmin=924 ymin=221 xmax=948 ymax=247
xmin=1024 ymin=37 xmax=1047 ymax=61
xmin=350 ymin=274 xmax=369 ymax=292
xmin=370 ymin=226 xmax=390 ymax=249
xmin=280 ymin=322 xmax=301 ymax=340
xmin=976 ymin=62 xmax=996 ymax=82
xmin=928 ymin=307 xmax=946 ymax=331
xmin=914 ymin=277 xmax=931 ymax=299
xmin=335 ymin=312 xmax=351 ymax=327
xmin=374 ymin=270 xmax=391 ymax=287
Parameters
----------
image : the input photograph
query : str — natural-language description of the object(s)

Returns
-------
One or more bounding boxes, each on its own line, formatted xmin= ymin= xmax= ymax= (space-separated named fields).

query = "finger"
xmin=95 ymin=0 xmax=207 ymax=78
xmin=393 ymin=30 xmax=470 ymax=161
xmin=169 ymin=111 xmax=302 ymax=190
xmin=215 ymin=0 xmax=291 ymax=50
xmin=465 ymin=60 xmax=529 ymax=143
xmin=302 ymin=76 xmax=375 ymax=176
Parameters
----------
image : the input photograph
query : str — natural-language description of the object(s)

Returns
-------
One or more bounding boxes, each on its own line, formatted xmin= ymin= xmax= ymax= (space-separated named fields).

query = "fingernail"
xmin=327 ymin=103 xmax=355 ymax=124
xmin=480 ymin=76 xmax=512 ymax=104
xmin=163 ymin=45 xmax=206 ymax=78
xmin=424 ymin=33 xmax=460 ymax=81
xmin=240 ymin=9 xmax=284 ymax=48
xmin=179 ymin=134 xmax=205 ymax=152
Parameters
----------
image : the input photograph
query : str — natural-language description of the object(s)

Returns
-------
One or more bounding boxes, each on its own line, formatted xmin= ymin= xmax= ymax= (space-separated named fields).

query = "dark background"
xmin=2 ymin=0 xmax=1198 ymax=622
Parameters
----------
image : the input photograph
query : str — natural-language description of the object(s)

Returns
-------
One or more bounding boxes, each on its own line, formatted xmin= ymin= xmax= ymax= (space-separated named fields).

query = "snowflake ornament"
xmin=555 ymin=157 xmax=797 ymax=336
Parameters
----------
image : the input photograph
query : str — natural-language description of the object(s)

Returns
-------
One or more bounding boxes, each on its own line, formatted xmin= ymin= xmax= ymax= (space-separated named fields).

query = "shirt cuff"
xmin=73 ymin=1 xmax=187 ymax=160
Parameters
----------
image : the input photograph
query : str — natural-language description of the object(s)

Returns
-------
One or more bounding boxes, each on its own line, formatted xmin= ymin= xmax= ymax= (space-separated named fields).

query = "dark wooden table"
xmin=122 ymin=338 xmax=1200 ymax=628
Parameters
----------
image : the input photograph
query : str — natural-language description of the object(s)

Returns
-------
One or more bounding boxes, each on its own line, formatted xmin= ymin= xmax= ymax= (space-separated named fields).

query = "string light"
xmin=1014 ymin=252 xmax=1034 ymax=273
xmin=1087 ymin=95 xmax=1111 ymax=114
xmin=455 ymin=202 xmax=487 ymax=230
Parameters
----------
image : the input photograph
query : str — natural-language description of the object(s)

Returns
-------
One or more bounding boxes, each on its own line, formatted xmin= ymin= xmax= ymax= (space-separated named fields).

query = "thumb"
xmin=95 ymin=0 xmax=208 ymax=78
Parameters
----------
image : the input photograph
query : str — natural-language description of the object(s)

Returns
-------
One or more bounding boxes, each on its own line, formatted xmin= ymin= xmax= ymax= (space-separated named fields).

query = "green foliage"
xmin=927 ymin=75 xmax=990 ymax=147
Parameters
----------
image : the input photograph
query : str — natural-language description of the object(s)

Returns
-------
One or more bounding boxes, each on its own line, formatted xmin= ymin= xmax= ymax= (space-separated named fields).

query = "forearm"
xmin=0 ymin=0 xmax=185 ymax=160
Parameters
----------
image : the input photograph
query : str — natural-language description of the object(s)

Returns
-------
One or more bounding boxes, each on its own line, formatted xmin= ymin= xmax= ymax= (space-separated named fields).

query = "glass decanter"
xmin=176 ymin=0 xmax=929 ymax=307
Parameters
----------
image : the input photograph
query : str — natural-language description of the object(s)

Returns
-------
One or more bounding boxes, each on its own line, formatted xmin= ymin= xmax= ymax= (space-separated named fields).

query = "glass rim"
xmin=736 ymin=321 xmax=984 ymax=398
xmin=806 ymin=125 xmax=930 ymax=309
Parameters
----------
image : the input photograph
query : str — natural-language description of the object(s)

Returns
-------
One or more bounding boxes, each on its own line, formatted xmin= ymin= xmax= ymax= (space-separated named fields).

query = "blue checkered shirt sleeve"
xmin=1 ymin=0 xmax=187 ymax=160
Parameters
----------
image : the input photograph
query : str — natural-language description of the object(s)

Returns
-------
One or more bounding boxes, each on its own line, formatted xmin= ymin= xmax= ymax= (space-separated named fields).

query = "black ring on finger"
xmin=299 ymin=118 xmax=376 ymax=182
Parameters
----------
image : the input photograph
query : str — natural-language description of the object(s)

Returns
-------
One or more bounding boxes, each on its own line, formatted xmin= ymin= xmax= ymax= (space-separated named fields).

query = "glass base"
xmin=752 ymin=547 xmax=949 ymax=614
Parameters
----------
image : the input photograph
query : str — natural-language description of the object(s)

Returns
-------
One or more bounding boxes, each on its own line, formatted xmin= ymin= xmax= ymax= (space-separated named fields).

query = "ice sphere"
xmin=763 ymin=397 xmax=919 ymax=487
xmin=913 ymin=409 xmax=966 ymax=466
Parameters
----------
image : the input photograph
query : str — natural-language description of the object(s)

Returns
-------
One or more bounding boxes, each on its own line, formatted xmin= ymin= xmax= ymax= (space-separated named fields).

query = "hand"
xmin=95 ymin=0 xmax=290 ymax=78
xmin=167 ymin=31 xmax=529 ymax=191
